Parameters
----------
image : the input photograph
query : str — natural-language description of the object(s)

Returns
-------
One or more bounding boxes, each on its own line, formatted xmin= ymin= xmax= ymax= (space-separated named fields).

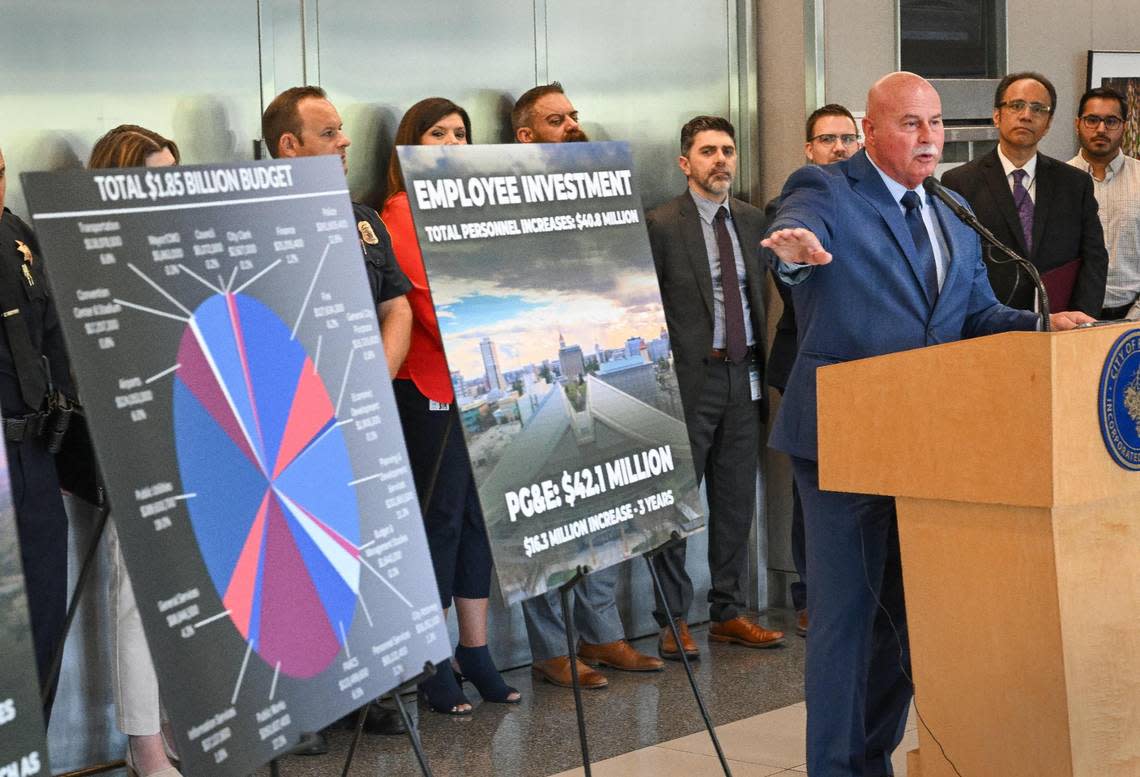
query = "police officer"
xmin=262 ymin=86 xmax=413 ymax=377
xmin=0 ymin=145 xmax=76 ymax=719
xmin=261 ymin=87 xmax=413 ymax=746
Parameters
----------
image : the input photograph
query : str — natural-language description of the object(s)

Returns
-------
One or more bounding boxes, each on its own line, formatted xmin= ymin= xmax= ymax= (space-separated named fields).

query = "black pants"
xmin=392 ymin=380 xmax=491 ymax=608
xmin=652 ymin=359 xmax=759 ymax=625
xmin=8 ymin=438 xmax=68 ymax=719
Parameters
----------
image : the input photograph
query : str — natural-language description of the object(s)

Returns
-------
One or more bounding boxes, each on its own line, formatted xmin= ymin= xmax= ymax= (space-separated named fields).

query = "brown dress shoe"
xmin=708 ymin=616 xmax=785 ymax=648
xmin=796 ymin=609 xmax=808 ymax=637
xmin=531 ymin=656 xmax=608 ymax=689
xmin=577 ymin=639 xmax=665 ymax=672
xmin=658 ymin=621 xmax=700 ymax=660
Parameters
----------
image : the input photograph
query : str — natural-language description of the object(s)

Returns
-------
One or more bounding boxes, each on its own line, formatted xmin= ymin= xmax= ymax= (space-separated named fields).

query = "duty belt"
xmin=3 ymin=411 xmax=49 ymax=443
xmin=3 ymin=399 xmax=74 ymax=452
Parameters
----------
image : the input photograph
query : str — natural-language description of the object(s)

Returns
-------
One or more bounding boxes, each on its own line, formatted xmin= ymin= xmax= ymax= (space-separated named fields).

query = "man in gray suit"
xmin=513 ymin=83 xmax=665 ymax=689
xmin=647 ymin=115 xmax=784 ymax=660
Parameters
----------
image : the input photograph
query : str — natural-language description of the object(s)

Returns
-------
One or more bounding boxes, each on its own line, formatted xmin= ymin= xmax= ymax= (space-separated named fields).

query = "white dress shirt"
xmin=997 ymin=146 xmax=1038 ymax=203
xmin=1067 ymin=150 xmax=1140 ymax=312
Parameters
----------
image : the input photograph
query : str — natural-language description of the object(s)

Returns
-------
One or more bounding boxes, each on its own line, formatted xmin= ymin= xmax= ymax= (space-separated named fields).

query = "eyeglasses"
xmin=809 ymin=133 xmax=860 ymax=146
xmin=1079 ymin=114 xmax=1124 ymax=130
xmin=998 ymin=100 xmax=1052 ymax=117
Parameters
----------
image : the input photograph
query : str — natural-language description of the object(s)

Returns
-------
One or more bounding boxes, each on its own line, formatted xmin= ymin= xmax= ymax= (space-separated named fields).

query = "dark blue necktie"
xmin=900 ymin=190 xmax=939 ymax=302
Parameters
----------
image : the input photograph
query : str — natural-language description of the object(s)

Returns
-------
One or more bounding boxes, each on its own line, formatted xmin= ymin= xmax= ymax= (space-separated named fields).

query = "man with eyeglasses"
xmin=766 ymin=103 xmax=861 ymax=641
xmin=942 ymin=71 xmax=1107 ymax=317
xmin=1067 ymin=86 xmax=1140 ymax=320
xmin=803 ymin=103 xmax=862 ymax=167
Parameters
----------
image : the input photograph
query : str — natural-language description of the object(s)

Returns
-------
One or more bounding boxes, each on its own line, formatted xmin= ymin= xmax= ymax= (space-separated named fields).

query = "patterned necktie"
xmin=713 ymin=207 xmax=748 ymax=363
xmin=1011 ymin=168 xmax=1034 ymax=254
xmin=900 ymin=191 xmax=939 ymax=303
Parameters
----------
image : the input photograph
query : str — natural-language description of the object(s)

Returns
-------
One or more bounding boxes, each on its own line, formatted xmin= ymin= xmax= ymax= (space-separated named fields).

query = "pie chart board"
xmin=23 ymin=158 xmax=453 ymax=777
xmin=172 ymin=292 xmax=361 ymax=679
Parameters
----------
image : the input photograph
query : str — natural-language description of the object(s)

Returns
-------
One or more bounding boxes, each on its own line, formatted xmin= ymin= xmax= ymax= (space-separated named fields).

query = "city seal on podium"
xmin=1098 ymin=328 xmax=1140 ymax=471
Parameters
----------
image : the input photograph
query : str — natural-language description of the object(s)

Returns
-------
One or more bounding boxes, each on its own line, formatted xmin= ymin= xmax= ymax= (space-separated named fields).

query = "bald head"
xmin=862 ymin=71 xmax=943 ymax=190
xmin=866 ymin=72 xmax=934 ymax=119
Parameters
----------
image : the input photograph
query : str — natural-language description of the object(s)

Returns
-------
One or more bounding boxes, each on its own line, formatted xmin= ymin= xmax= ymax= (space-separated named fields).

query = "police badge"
xmin=357 ymin=220 xmax=379 ymax=245
xmin=15 ymin=240 xmax=35 ymax=287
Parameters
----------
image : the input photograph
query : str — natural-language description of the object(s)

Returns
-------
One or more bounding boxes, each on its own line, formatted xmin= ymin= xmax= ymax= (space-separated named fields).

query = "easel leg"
xmin=338 ymin=703 xmax=370 ymax=777
xmin=340 ymin=663 xmax=435 ymax=777
xmin=644 ymin=546 xmax=733 ymax=777
xmin=559 ymin=571 xmax=592 ymax=776
xmin=393 ymin=688 xmax=433 ymax=777
xmin=41 ymin=503 xmax=112 ymax=709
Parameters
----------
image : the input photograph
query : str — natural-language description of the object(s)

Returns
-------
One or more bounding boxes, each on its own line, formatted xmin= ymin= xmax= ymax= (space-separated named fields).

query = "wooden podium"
xmin=815 ymin=324 xmax=1140 ymax=777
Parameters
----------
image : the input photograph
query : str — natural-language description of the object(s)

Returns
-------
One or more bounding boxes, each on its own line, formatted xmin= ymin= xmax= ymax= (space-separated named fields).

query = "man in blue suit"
xmin=763 ymin=72 xmax=1091 ymax=776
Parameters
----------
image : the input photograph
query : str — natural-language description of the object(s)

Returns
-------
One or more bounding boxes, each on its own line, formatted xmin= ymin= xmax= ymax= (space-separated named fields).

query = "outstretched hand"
xmin=1048 ymin=310 xmax=1096 ymax=330
xmin=761 ymin=228 xmax=832 ymax=266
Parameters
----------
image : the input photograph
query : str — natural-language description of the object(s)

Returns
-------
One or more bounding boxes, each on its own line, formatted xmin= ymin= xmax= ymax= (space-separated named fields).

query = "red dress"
xmin=380 ymin=192 xmax=453 ymax=403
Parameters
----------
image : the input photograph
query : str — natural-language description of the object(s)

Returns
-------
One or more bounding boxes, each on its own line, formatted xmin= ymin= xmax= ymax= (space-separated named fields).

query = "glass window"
xmin=899 ymin=0 xmax=1005 ymax=79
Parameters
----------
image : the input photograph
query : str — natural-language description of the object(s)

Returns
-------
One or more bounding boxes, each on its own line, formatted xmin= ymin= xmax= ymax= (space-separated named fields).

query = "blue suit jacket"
xmin=765 ymin=149 xmax=1040 ymax=462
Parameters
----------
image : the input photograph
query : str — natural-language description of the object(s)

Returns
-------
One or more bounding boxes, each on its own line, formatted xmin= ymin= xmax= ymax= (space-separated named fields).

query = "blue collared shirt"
xmin=689 ymin=188 xmax=756 ymax=347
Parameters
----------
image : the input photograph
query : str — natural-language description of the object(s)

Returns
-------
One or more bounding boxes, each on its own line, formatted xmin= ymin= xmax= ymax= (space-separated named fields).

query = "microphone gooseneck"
xmin=922 ymin=176 xmax=1051 ymax=332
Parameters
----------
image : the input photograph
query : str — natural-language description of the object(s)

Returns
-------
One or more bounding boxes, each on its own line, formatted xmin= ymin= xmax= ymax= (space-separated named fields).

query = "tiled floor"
xmin=547 ymin=701 xmax=919 ymax=776
xmin=252 ymin=609 xmax=809 ymax=776
xmin=108 ymin=608 xmax=927 ymax=776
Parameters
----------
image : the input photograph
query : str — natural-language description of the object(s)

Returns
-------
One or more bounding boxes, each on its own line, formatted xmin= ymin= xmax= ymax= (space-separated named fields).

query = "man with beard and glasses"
xmin=763 ymin=71 xmax=1091 ymax=777
xmin=941 ymin=72 xmax=1108 ymax=317
xmin=511 ymin=82 xmax=666 ymax=691
xmin=1067 ymin=85 xmax=1140 ymax=320
xmin=647 ymin=115 xmax=783 ymax=663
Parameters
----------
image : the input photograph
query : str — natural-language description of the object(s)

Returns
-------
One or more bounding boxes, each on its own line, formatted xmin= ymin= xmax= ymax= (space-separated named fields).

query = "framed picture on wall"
xmin=1087 ymin=50 xmax=1140 ymax=157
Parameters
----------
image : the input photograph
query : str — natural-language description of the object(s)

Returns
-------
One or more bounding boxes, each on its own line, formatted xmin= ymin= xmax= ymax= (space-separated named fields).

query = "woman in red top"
xmin=382 ymin=98 xmax=519 ymax=714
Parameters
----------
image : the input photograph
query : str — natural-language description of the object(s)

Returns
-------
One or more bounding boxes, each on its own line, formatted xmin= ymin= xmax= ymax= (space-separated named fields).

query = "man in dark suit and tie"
xmin=646 ymin=115 xmax=784 ymax=661
xmin=763 ymin=72 xmax=1091 ymax=776
xmin=941 ymin=71 xmax=1108 ymax=316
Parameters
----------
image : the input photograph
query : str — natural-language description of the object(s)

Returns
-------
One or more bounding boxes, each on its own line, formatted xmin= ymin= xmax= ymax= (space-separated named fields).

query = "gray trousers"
xmin=652 ymin=359 xmax=758 ymax=625
xmin=522 ymin=564 xmax=625 ymax=661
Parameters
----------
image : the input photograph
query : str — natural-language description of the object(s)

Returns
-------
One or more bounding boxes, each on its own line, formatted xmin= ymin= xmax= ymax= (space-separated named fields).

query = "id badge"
xmin=428 ymin=400 xmax=451 ymax=412
xmin=749 ymin=365 xmax=762 ymax=402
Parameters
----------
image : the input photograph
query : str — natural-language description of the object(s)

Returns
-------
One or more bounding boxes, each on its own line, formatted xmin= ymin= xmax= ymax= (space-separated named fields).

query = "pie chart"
xmin=172 ymin=292 xmax=361 ymax=679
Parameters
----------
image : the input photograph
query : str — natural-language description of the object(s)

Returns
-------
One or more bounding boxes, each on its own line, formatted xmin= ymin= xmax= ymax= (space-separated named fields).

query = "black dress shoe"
xmin=361 ymin=701 xmax=407 ymax=736
xmin=334 ymin=700 xmax=409 ymax=736
xmin=293 ymin=730 xmax=329 ymax=756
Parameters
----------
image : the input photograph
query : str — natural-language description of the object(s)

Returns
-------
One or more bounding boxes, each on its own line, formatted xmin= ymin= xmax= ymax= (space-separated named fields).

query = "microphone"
xmin=922 ymin=176 xmax=1052 ymax=331
xmin=922 ymin=175 xmax=977 ymax=225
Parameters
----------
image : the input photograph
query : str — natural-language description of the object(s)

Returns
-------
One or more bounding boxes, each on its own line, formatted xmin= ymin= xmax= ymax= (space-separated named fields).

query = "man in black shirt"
xmin=262 ymin=87 xmax=413 ymax=743
xmin=0 ymin=145 xmax=77 ymax=720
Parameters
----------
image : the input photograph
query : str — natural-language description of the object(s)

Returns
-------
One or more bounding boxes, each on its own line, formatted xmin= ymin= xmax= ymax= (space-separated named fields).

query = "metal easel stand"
xmin=557 ymin=566 xmax=593 ymax=777
xmin=643 ymin=533 xmax=733 ymax=777
xmin=339 ymin=662 xmax=436 ymax=777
